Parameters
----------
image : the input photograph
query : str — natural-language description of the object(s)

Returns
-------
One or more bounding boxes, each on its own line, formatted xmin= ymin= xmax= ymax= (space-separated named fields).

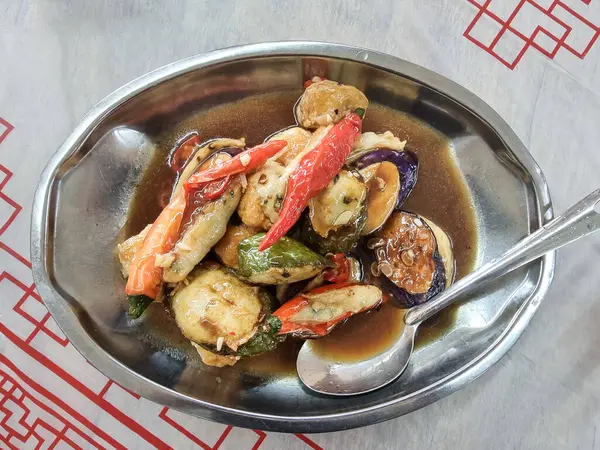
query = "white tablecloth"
xmin=1 ymin=1 xmax=599 ymax=448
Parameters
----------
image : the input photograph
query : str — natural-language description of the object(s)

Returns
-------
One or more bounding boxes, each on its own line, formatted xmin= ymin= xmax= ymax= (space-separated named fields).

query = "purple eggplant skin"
xmin=370 ymin=210 xmax=448 ymax=308
xmin=382 ymin=250 xmax=446 ymax=308
xmin=354 ymin=149 xmax=419 ymax=208
xmin=220 ymin=147 xmax=244 ymax=157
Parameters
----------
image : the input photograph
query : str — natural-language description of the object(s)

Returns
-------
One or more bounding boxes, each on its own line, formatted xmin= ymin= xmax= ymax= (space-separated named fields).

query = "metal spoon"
xmin=297 ymin=189 xmax=600 ymax=396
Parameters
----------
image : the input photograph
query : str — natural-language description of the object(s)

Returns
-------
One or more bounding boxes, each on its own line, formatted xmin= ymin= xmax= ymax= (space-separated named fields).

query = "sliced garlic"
xmin=240 ymin=153 xmax=251 ymax=167
xmin=333 ymin=210 xmax=354 ymax=226
xmin=155 ymin=252 xmax=176 ymax=268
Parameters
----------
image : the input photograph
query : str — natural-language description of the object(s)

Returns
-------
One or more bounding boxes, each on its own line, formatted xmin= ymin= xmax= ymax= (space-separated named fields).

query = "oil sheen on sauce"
xmin=130 ymin=91 xmax=478 ymax=374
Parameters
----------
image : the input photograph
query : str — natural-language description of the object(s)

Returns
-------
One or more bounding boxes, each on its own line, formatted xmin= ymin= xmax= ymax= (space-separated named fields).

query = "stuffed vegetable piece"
xmin=347 ymin=130 xmax=420 ymax=233
xmin=309 ymin=170 xmax=367 ymax=238
xmin=301 ymin=169 xmax=368 ymax=254
xmin=358 ymin=161 xmax=401 ymax=235
xmin=296 ymin=77 xmax=368 ymax=129
xmin=273 ymin=283 xmax=383 ymax=339
xmin=162 ymin=153 xmax=243 ymax=282
xmin=354 ymin=149 xmax=419 ymax=211
xmin=236 ymin=160 xmax=287 ymax=230
xmin=123 ymin=141 xmax=285 ymax=317
xmin=236 ymin=127 xmax=332 ymax=231
xmin=171 ymin=263 xmax=285 ymax=367
xmin=118 ymin=138 xmax=247 ymax=280
xmin=117 ymin=224 xmax=151 ymax=278
xmin=371 ymin=211 xmax=454 ymax=307
xmin=213 ymin=223 xmax=261 ymax=268
xmin=268 ymin=127 xmax=312 ymax=166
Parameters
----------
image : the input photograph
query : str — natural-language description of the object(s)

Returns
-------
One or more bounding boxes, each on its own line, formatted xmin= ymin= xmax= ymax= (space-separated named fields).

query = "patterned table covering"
xmin=1 ymin=1 xmax=599 ymax=449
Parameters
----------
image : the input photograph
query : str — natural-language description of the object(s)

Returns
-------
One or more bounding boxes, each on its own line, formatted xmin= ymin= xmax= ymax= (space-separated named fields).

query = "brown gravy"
xmin=127 ymin=91 xmax=478 ymax=373
xmin=310 ymin=303 xmax=406 ymax=363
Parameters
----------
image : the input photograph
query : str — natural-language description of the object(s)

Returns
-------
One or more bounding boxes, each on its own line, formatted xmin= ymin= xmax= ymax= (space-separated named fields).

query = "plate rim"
xmin=30 ymin=41 xmax=555 ymax=432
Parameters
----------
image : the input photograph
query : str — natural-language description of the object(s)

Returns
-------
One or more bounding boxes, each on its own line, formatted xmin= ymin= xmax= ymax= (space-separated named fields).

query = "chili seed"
xmin=401 ymin=251 xmax=414 ymax=267
xmin=370 ymin=262 xmax=381 ymax=276
xmin=367 ymin=238 xmax=385 ymax=249
xmin=379 ymin=262 xmax=393 ymax=277
xmin=240 ymin=153 xmax=251 ymax=167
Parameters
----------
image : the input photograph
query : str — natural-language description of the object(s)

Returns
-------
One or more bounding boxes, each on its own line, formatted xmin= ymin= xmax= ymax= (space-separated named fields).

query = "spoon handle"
xmin=404 ymin=189 xmax=600 ymax=326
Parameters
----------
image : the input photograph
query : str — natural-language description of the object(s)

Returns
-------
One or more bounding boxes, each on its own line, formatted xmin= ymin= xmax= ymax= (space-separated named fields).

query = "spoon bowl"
xmin=297 ymin=318 xmax=417 ymax=396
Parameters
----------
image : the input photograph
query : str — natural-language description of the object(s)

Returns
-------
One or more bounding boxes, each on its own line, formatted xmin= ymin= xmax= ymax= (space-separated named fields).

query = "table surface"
xmin=1 ymin=1 xmax=600 ymax=449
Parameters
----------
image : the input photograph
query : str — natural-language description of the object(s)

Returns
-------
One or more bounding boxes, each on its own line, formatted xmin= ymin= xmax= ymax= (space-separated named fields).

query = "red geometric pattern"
xmin=0 ymin=115 xmax=324 ymax=448
xmin=0 ymin=355 xmax=124 ymax=450
xmin=464 ymin=0 xmax=600 ymax=68
xmin=158 ymin=408 xmax=234 ymax=450
xmin=8 ymin=273 xmax=69 ymax=347
xmin=98 ymin=380 xmax=141 ymax=401
xmin=0 ymin=164 xmax=22 ymax=237
xmin=0 ymin=118 xmax=13 ymax=146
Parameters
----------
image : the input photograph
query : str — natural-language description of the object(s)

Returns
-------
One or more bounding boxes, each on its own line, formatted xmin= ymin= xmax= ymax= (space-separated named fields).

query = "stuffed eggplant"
xmin=371 ymin=211 xmax=454 ymax=307
xmin=354 ymin=148 xmax=419 ymax=210
xmin=213 ymin=223 xmax=260 ymax=269
xmin=171 ymin=263 xmax=285 ymax=366
xmin=172 ymin=137 xmax=246 ymax=195
xmin=295 ymin=77 xmax=368 ymax=129
xmin=301 ymin=170 xmax=368 ymax=253
xmin=358 ymin=161 xmax=401 ymax=235
xmin=163 ymin=153 xmax=243 ymax=282
xmin=273 ymin=283 xmax=383 ymax=339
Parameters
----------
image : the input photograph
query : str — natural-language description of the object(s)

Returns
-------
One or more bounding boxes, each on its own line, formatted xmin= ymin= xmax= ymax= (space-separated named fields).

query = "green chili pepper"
xmin=237 ymin=233 xmax=332 ymax=284
xmin=128 ymin=294 xmax=153 ymax=318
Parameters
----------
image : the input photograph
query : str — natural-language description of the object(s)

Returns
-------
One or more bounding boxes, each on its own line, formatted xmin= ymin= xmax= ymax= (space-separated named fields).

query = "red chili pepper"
xmin=184 ymin=140 xmax=287 ymax=188
xmin=170 ymin=133 xmax=200 ymax=173
xmin=323 ymin=253 xmax=351 ymax=283
xmin=273 ymin=282 xmax=358 ymax=336
xmin=202 ymin=176 xmax=231 ymax=200
xmin=258 ymin=110 xmax=364 ymax=251
xmin=273 ymin=297 xmax=309 ymax=325
xmin=186 ymin=175 xmax=231 ymax=200
xmin=304 ymin=77 xmax=328 ymax=88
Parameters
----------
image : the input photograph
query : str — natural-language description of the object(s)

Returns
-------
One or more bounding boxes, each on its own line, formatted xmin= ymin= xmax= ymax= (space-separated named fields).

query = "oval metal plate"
xmin=30 ymin=42 xmax=554 ymax=432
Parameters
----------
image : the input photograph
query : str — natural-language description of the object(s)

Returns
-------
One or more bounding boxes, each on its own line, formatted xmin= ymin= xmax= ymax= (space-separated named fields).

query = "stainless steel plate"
xmin=31 ymin=42 xmax=554 ymax=432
